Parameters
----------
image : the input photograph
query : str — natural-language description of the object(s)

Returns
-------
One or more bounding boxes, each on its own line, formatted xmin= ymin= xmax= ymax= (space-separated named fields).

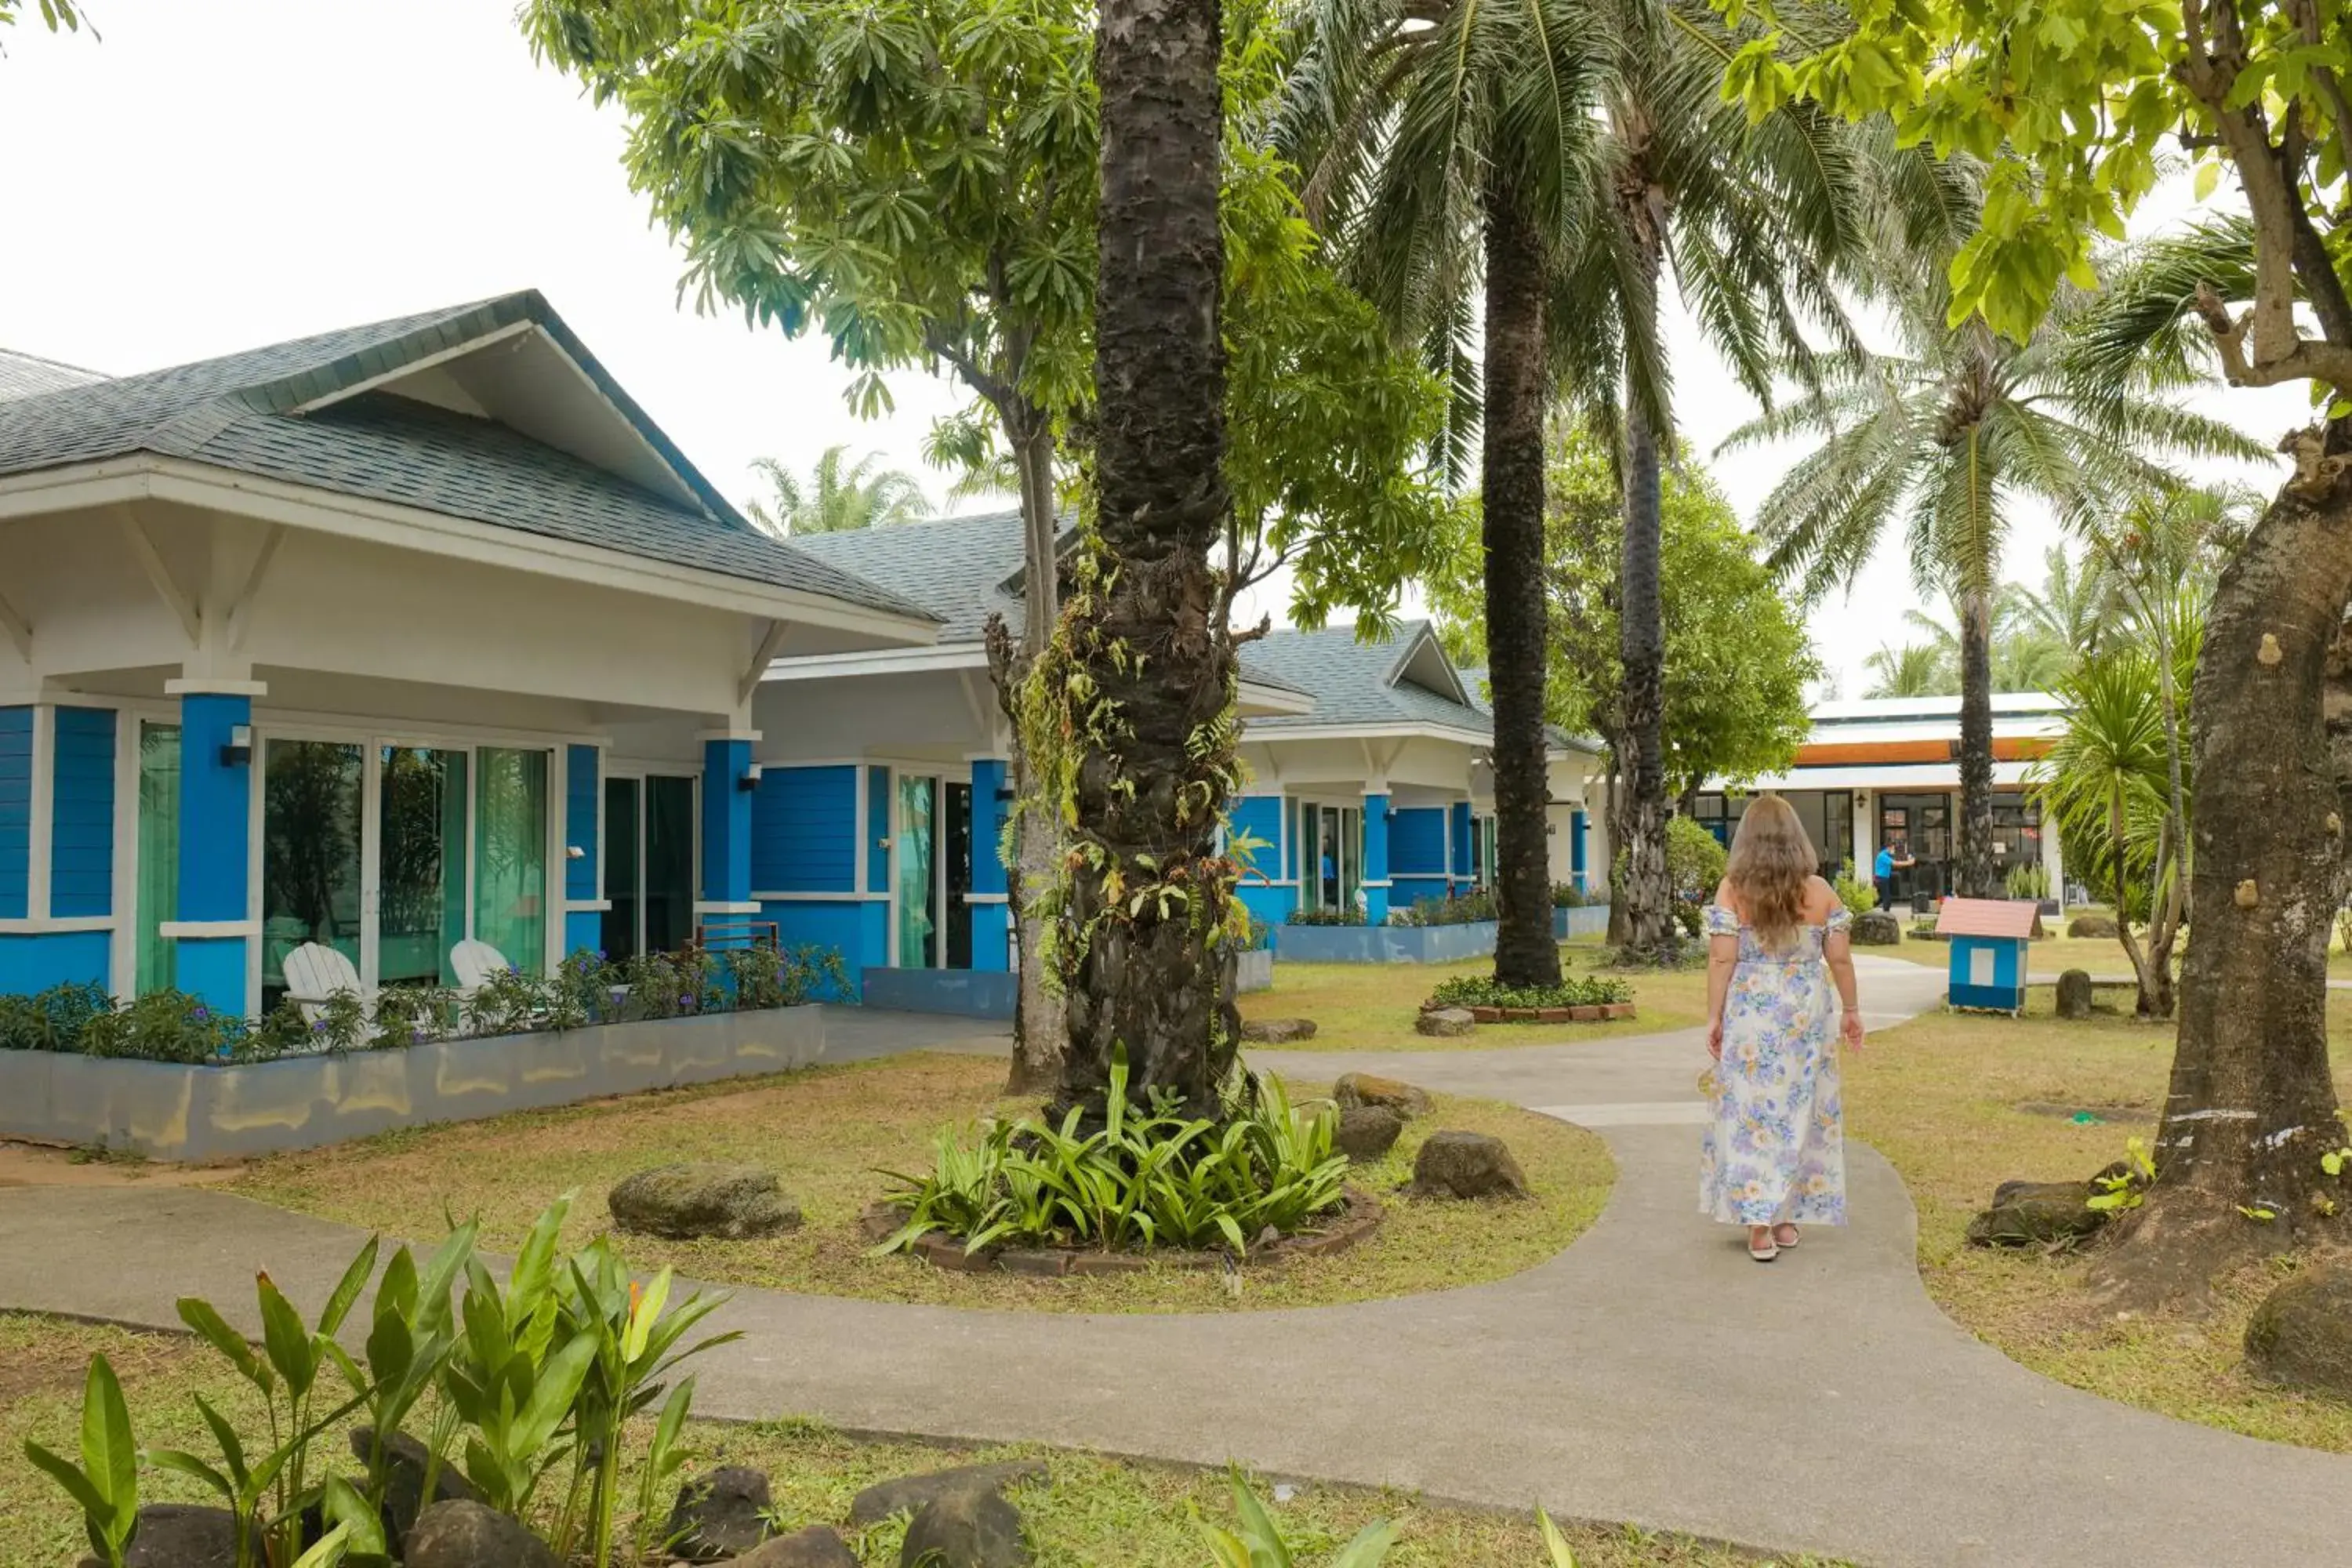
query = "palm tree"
xmin=2035 ymin=653 xmax=2173 ymax=1018
xmin=743 ymin=446 xmax=933 ymax=537
xmin=1279 ymin=0 xmax=1610 ymax=987
xmin=1720 ymin=259 xmax=2266 ymax=898
xmin=2013 ymin=544 xmax=2108 ymax=660
xmin=1862 ymin=641 xmax=1955 ymax=699
xmin=1900 ymin=597 xmax=2074 ymax=691
xmin=1055 ymin=0 xmax=1239 ymax=1112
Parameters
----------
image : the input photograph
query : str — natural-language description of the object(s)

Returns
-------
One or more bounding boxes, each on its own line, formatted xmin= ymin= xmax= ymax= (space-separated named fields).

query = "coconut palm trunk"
xmin=1955 ymin=586 xmax=1998 ymax=899
xmin=2098 ymin=450 xmax=2352 ymax=1290
xmin=1057 ymin=0 xmax=1240 ymax=1113
xmin=1482 ymin=172 xmax=1565 ymax=991
xmin=1617 ymin=396 xmax=1672 ymax=951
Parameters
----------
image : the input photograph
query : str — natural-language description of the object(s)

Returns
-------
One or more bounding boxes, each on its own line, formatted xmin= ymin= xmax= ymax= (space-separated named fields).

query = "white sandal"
xmin=1748 ymin=1228 xmax=1779 ymax=1263
xmin=1772 ymin=1224 xmax=1800 ymax=1250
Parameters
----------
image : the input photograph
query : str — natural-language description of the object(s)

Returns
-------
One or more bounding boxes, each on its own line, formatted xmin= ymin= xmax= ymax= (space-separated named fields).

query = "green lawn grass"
xmin=1849 ymin=989 xmax=2352 ymax=1452
xmin=0 ymin=1316 xmax=1839 ymax=1568
xmin=227 ymin=1052 xmax=1614 ymax=1315
xmin=1242 ymin=940 xmax=1708 ymax=1051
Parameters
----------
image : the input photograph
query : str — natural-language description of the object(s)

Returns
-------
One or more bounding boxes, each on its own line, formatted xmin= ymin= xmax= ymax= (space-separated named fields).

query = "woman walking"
xmin=1700 ymin=795 xmax=1865 ymax=1261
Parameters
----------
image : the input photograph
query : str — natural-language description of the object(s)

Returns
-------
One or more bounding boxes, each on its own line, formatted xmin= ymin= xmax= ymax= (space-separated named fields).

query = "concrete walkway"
xmin=8 ymin=957 xmax=2352 ymax=1567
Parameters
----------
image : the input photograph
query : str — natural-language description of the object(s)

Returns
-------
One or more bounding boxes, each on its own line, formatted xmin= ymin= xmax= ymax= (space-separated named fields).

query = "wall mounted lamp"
xmin=738 ymin=760 xmax=764 ymax=792
xmin=220 ymin=724 xmax=252 ymax=768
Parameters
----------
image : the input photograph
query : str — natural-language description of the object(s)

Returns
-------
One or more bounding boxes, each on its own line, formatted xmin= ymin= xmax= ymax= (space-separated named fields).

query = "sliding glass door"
xmin=897 ymin=775 xmax=938 ymax=967
xmin=261 ymin=739 xmax=365 ymax=1011
xmin=474 ymin=748 xmax=549 ymax=976
xmin=602 ymin=772 xmax=696 ymax=961
xmin=134 ymin=722 xmax=180 ymax=996
xmin=376 ymin=746 xmax=468 ymax=987
xmin=1298 ymin=801 xmax=1363 ymax=913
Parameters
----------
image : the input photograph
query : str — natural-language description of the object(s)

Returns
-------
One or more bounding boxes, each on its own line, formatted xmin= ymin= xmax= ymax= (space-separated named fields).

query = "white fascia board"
xmin=1238 ymin=680 xmax=1315 ymax=717
xmin=1722 ymin=760 xmax=2041 ymax=792
xmin=0 ymin=459 xmax=942 ymax=648
xmin=1243 ymin=720 xmax=1491 ymax=749
xmin=763 ymin=644 xmax=990 ymax=681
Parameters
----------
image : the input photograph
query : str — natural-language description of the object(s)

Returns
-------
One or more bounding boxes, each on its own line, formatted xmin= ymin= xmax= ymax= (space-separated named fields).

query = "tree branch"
xmin=2194 ymin=283 xmax=2352 ymax=393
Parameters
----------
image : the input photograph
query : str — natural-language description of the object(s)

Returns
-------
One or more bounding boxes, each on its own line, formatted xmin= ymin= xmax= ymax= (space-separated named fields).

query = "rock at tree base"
xmin=1965 ymin=1180 xmax=2107 ymax=1246
xmin=350 ymin=1425 xmax=482 ymax=1551
xmin=2245 ymin=1265 xmax=2352 ymax=1397
xmin=1240 ymin=1018 xmax=1318 ymax=1044
xmin=669 ymin=1466 xmax=775 ymax=1561
xmin=1850 ymin=909 xmax=1902 ymax=946
xmin=731 ymin=1525 xmax=862 ymax=1566
xmin=74 ymin=1504 xmax=236 ymax=1568
xmin=1334 ymin=1073 xmax=1433 ymax=1120
xmin=1414 ymin=1007 xmax=1475 ymax=1038
xmin=849 ymin=1461 xmax=1047 ymax=1526
xmin=2067 ymin=913 xmax=2119 ymax=938
xmin=900 ymin=1489 xmax=1031 ymax=1568
xmin=1335 ymin=1105 xmax=1405 ymax=1161
xmin=608 ymin=1163 xmax=801 ymax=1240
xmin=2055 ymin=970 xmax=2095 ymax=1020
xmin=405 ymin=1501 xmax=561 ymax=1568
xmin=1409 ymin=1131 xmax=1529 ymax=1200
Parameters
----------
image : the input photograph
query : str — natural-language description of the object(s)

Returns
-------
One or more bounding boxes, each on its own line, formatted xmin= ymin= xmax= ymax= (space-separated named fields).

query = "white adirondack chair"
xmin=449 ymin=939 xmax=513 ymax=999
xmin=282 ymin=942 xmax=365 ymax=1027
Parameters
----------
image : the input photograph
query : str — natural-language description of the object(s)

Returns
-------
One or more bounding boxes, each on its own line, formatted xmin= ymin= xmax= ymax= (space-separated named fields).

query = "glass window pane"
xmin=602 ymin=776 xmax=641 ymax=962
xmin=474 ymin=748 xmax=549 ymax=977
xmin=644 ymin=775 xmax=695 ymax=954
xmin=262 ymin=739 xmax=364 ymax=1010
xmin=136 ymin=723 xmax=180 ymax=996
xmin=897 ymin=775 xmax=937 ymax=967
xmin=378 ymin=747 xmax=467 ymax=988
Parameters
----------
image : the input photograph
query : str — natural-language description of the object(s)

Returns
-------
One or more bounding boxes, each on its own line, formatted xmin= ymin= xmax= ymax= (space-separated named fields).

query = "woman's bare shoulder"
xmin=1803 ymin=875 xmax=1839 ymax=917
xmin=1711 ymin=877 xmax=1737 ymax=910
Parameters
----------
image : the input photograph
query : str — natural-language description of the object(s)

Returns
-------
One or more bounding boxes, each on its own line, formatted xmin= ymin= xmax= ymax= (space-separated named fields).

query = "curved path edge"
xmin=5 ymin=957 xmax=2348 ymax=1568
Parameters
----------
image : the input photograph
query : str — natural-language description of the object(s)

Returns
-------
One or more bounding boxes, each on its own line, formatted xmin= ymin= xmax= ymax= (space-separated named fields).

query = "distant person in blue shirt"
xmin=1873 ymin=840 xmax=1915 ymax=909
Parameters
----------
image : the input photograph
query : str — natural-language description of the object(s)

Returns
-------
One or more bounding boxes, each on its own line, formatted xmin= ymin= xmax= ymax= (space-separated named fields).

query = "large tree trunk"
xmin=2141 ymin=613 xmax=2192 ymax=1021
xmin=1603 ymin=755 xmax=1630 ymax=946
xmin=998 ymin=413 xmax=1069 ymax=1096
xmin=1056 ymin=0 xmax=1238 ymax=1115
xmin=1481 ymin=174 xmax=1563 ymax=990
xmin=1955 ymin=586 xmax=1998 ymax=899
xmin=1617 ymin=395 xmax=1672 ymax=953
xmin=2092 ymin=430 xmax=2352 ymax=1305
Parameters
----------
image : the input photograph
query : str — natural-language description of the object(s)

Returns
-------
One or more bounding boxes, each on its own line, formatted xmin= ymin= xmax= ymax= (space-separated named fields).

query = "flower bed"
xmin=865 ymin=1186 xmax=1385 ymax=1277
xmin=1425 ymin=973 xmax=1637 ymax=1025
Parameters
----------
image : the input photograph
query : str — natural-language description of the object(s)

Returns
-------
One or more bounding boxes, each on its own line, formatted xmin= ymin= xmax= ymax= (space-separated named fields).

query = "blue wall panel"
xmin=0 ymin=706 xmax=29 ymax=920
xmin=0 ymin=930 xmax=109 ymax=993
xmin=751 ymin=765 xmax=857 ymax=893
xmin=49 ymin=706 xmax=115 ymax=919
xmin=760 ymin=897 xmax=884 ymax=1000
xmin=1362 ymin=793 xmax=1391 ymax=925
xmin=970 ymin=760 xmax=1010 ymax=898
xmin=1236 ymin=882 xmax=1298 ymax=931
xmin=701 ymin=739 xmax=753 ymax=908
xmin=1389 ymin=807 xmax=1447 ymax=877
xmin=564 ymin=746 xmax=599 ymax=904
xmin=1228 ymin=796 xmax=1285 ymax=884
xmin=564 ymin=909 xmax=603 ymax=958
xmin=176 ymin=694 xmax=252 ymax=924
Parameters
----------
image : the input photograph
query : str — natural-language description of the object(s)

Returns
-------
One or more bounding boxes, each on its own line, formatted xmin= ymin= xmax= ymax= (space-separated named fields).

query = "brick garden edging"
xmin=862 ymin=1186 xmax=1385 ymax=1279
xmin=1421 ymin=1001 xmax=1638 ymax=1027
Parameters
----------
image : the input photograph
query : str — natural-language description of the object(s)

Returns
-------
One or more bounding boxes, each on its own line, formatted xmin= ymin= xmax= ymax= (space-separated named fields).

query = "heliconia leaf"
xmin=318 ymin=1234 xmax=381 ymax=1338
xmin=176 ymin=1298 xmax=266 ymax=1389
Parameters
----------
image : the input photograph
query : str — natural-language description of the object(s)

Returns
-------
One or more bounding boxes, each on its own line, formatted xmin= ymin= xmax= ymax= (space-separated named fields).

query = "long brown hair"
xmin=1725 ymin=795 xmax=1816 ymax=952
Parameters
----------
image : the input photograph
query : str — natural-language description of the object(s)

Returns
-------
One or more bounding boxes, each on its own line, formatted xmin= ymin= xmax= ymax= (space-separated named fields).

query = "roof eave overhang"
xmin=762 ymin=639 xmax=1316 ymax=715
xmin=0 ymin=456 xmax=941 ymax=645
xmin=1243 ymin=720 xmax=1491 ymax=748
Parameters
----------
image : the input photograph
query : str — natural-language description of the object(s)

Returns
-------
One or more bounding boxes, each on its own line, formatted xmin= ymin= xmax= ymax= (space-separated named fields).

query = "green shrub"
xmin=79 ymin=990 xmax=245 ymax=1064
xmin=1831 ymin=858 xmax=1878 ymax=914
xmin=880 ymin=1052 xmax=1350 ymax=1256
xmin=1427 ymin=973 xmax=1632 ymax=1010
xmin=1388 ymin=890 xmax=1497 ymax=927
xmin=1287 ymin=906 xmax=1367 ymax=927
xmin=2005 ymin=862 xmax=2052 ymax=901
xmin=1666 ymin=815 xmax=1728 ymax=895
xmin=0 ymin=979 xmax=113 ymax=1052
xmin=1551 ymin=881 xmax=1594 ymax=908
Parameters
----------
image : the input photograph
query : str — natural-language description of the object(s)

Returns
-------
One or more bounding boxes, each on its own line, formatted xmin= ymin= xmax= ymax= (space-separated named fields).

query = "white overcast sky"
xmin=0 ymin=1 xmax=2311 ymax=689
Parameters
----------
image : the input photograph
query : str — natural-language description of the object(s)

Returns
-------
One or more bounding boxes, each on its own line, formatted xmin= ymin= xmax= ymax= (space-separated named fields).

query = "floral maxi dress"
xmin=1699 ymin=904 xmax=1849 ymax=1228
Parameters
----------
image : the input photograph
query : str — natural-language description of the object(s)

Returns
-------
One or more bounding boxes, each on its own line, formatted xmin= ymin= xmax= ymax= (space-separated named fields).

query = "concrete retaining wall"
xmin=1555 ymin=905 xmax=1611 ymax=940
xmin=1274 ymin=920 xmax=1501 ymax=965
xmin=860 ymin=967 xmax=1018 ymax=1021
xmin=1235 ymin=948 xmax=1274 ymax=993
xmin=0 ymin=1007 xmax=825 ymax=1163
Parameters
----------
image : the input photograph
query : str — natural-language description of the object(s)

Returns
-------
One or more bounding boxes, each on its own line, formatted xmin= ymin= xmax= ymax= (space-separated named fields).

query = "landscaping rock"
xmin=76 ymin=1504 xmax=236 ymax=1568
xmin=1335 ymin=1104 xmax=1405 ymax=1161
xmin=2068 ymin=913 xmax=2119 ymax=939
xmin=848 ymin=1461 xmax=1047 ymax=1526
xmin=1408 ymin=1130 xmax=1529 ymax=1200
xmin=667 ymin=1465 xmax=775 ymax=1561
xmin=1334 ymin=1073 xmax=1432 ymax=1120
xmin=731 ymin=1525 xmax=862 ymax=1567
xmin=1965 ymin=1180 xmax=2107 ymax=1247
xmin=2245 ymin=1264 xmax=2352 ymax=1397
xmin=2055 ymin=969 xmax=2096 ymax=1020
xmin=899 ymin=1488 xmax=1030 ymax=1568
xmin=1240 ymin=1017 xmax=1318 ymax=1044
xmin=608 ymin=1163 xmax=801 ymax=1240
xmin=350 ymin=1425 xmax=482 ymax=1550
xmin=1414 ymin=1007 xmax=1475 ymax=1038
xmin=405 ymin=1500 xmax=561 ymax=1568
xmin=1850 ymin=909 xmax=1903 ymax=946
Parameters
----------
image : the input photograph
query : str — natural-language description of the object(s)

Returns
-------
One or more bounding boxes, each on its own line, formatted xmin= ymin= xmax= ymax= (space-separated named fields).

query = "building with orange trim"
xmin=1695 ymin=693 xmax=2068 ymax=909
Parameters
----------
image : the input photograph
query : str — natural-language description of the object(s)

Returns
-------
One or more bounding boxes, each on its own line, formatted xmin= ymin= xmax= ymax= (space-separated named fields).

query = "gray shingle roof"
xmin=1454 ymin=662 xmax=1602 ymax=753
xmin=0 ymin=294 xmax=933 ymax=624
xmin=1240 ymin=622 xmax=1494 ymax=736
xmin=794 ymin=510 xmax=1313 ymax=699
xmin=0 ymin=347 xmax=105 ymax=402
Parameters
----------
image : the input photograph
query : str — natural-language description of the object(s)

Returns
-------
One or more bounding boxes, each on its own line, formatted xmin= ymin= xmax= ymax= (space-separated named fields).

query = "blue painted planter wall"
xmin=1274 ymin=920 xmax=1500 ymax=965
xmin=862 ymin=966 xmax=1017 ymax=1020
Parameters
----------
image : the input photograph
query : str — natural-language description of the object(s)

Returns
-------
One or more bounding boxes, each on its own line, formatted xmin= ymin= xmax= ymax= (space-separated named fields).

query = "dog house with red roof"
xmin=1936 ymin=898 xmax=2045 ymax=1014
